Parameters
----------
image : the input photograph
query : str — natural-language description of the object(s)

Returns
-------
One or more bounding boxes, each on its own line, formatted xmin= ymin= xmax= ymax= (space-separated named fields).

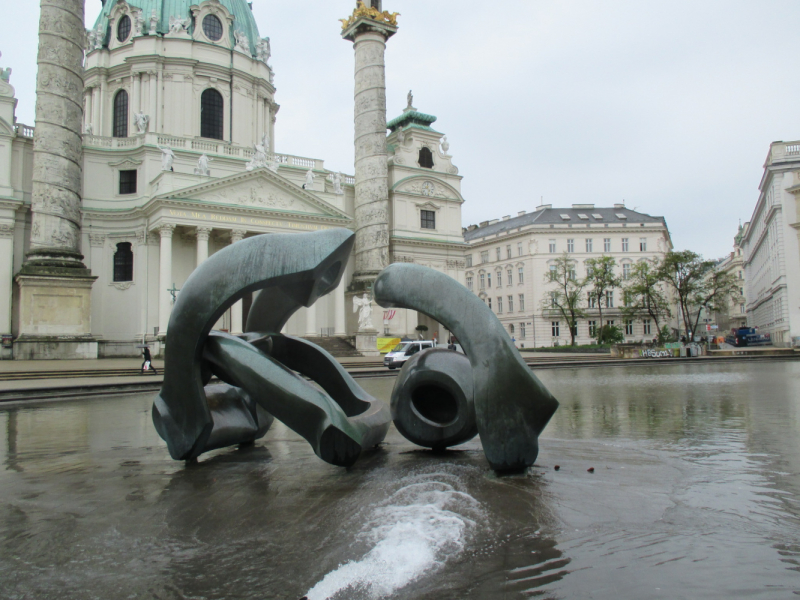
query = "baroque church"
xmin=0 ymin=0 xmax=467 ymax=359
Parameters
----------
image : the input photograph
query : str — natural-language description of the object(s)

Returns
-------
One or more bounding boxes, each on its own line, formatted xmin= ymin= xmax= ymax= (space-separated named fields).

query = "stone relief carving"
xmin=246 ymin=143 xmax=268 ymax=171
xmin=391 ymin=254 xmax=415 ymax=264
xmin=448 ymin=166 xmax=459 ymax=175
xmin=149 ymin=9 xmax=158 ymax=35
xmin=168 ymin=15 xmax=189 ymax=35
xmin=400 ymin=180 xmax=451 ymax=199
xmin=88 ymin=234 xmax=106 ymax=247
xmin=256 ymin=37 xmax=271 ymax=64
xmin=234 ymin=30 xmax=251 ymax=55
xmin=194 ymin=153 xmax=212 ymax=176
xmin=446 ymin=260 xmax=466 ymax=270
xmin=85 ymin=29 xmax=96 ymax=52
xmin=330 ymin=172 xmax=344 ymax=195
xmin=94 ymin=22 xmax=104 ymax=49
xmin=113 ymin=282 xmax=133 ymax=291
xmin=303 ymin=169 xmax=315 ymax=190
xmin=133 ymin=111 xmax=149 ymax=133
xmin=441 ymin=136 xmax=450 ymax=154
xmin=0 ymin=224 xmax=14 ymax=239
xmin=204 ymin=182 xmax=300 ymax=211
xmin=158 ymin=145 xmax=175 ymax=171
xmin=133 ymin=9 xmax=144 ymax=36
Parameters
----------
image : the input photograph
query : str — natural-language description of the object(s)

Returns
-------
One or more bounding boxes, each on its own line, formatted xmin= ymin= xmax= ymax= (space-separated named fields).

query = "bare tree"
xmin=622 ymin=258 xmax=671 ymax=341
xmin=584 ymin=255 xmax=621 ymax=343
xmin=542 ymin=253 xmax=587 ymax=346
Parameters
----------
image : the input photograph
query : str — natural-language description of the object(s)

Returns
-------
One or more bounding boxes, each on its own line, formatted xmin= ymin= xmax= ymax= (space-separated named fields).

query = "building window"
xmin=480 ymin=250 xmax=489 ymax=264
xmin=508 ymin=295 xmax=514 ymax=312
xmin=418 ymin=146 xmax=434 ymax=168
xmin=605 ymin=291 xmax=614 ymax=308
xmin=113 ymin=90 xmax=128 ymax=138
xmin=421 ymin=209 xmax=436 ymax=229
xmin=549 ymin=264 xmax=557 ymax=281
xmin=625 ymin=320 xmax=634 ymax=335
xmin=113 ymin=242 xmax=134 ymax=282
xmin=519 ymin=294 xmax=524 ymax=311
xmin=567 ymin=239 xmax=574 ymax=253
xmin=509 ymin=324 xmax=515 ymax=336
xmin=467 ymin=276 xmax=473 ymax=291
xmin=117 ymin=15 xmax=132 ymax=42
xmin=518 ymin=267 xmax=524 ymax=283
xmin=479 ymin=273 xmax=485 ymax=289
xmin=507 ymin=269 xmax=512 ymax=285
xmin=466 ymin=255 xmax=472 ymax=267
xmin=586 ymin=238 xmax=593 ymax=252
xmin=552 ymin=321 xmax=560 ymax=337
xmin=518 ymin=242 xmax=523 ymax=256
xmin=487 ymin=273 xmax=492 ymax=287
xmin=497 ymin=272 xmax=502 ymax=287
xmin=119 ymin=169 xmax=137 ymax=195
xmin=200 ymin=88 xmax=224 ymax=140
xmin=639 ymin=237 xmax=647 ymax=252
xmin=549 ymin=239 xmax=556 ymax=253
xmin=740 ymin=304 xmax=746 ymax=314
xmin=606 ymin=320 xmax=615 ymax=327
xmin=604 ymin=238 xmax=611 ymax=252
xmin=588 ymin=293 xmax=597 ymax=308
xmin=488 ymin=298 xmax=492 ymax=310
xmin=497 ymin=297 xmax=503 ymax=313
xmin=520 ymin=322 xmax=526 ymax=338
xmin=202 ymin=14 xmax=224 ymax=41
xmin=588 ymin=320 xmax=597 ymax=337
xmin=738 ymin=270 xmax=743 ymax=279
xmin=622 ymin=238 xmax=629 ymax=252
xmin=643 ymin=319 xmax=652 ymax=335
xmin=506 ymin=245 xmax=512 ymax=259
xmin=623 ymin=291 xmax=633 ymax=307
xmin=495 ymin=247 xmax=501 ymax=261
xmin=623 ymin=263 xmax=631 ymax=280
xmin=550 ymin=291 xmax=558 ymax=308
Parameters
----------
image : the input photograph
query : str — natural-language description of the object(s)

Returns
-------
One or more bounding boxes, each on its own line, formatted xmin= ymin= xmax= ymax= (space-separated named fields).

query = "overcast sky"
xmin=4 ymin=1 xmax=800 ymax=258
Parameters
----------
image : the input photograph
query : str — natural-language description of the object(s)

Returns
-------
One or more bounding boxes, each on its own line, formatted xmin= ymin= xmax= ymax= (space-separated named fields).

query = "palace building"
xmin=0 ymin=0 xmax=466 ymax=359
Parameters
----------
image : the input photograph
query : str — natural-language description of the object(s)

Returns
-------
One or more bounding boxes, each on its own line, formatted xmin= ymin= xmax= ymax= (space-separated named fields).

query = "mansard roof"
xmin=464 ymin=206 xmax=668 ymax=242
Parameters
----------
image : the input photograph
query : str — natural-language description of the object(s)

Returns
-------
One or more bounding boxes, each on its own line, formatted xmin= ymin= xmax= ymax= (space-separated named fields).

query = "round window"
xmin=117 ymin=15 xmax=131 ymax=42
xmin=202 ymin=14 xmax=223 ymax=41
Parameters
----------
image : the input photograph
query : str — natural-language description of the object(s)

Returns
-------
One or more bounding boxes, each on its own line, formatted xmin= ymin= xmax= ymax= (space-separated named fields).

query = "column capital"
xmin=88 ymin=233 xmax=106 ymax=247
xmin=158 ymin=223 xmax=176 ymax=239
xmin=230 ymin=229 xmax=246 ymax=243
xmin=195 ymin=226 xmax=212 ymax=241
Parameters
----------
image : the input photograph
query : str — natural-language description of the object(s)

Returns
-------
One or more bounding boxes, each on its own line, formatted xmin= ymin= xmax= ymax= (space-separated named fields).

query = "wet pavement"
xmin=1 ymin=361 xmax=799 ymax=599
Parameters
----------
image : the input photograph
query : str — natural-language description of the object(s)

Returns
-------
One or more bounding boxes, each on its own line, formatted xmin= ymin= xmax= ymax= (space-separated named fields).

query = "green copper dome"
xmin=93 ymin=0 xmax=263 ymax=55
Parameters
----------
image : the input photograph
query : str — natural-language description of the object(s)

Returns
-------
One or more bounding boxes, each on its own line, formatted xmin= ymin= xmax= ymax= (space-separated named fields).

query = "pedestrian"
xmin=141 ymin=346 xmax=157 ymax=375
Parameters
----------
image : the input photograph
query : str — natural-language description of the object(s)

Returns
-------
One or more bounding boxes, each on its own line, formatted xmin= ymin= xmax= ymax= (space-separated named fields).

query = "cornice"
xmin=391 ymin=235 xmax=468 ymax=251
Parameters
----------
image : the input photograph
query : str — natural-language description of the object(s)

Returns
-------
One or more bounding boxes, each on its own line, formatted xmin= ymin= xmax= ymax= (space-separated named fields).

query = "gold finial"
xmin=340 ymin=1 xmax=400 ymax=31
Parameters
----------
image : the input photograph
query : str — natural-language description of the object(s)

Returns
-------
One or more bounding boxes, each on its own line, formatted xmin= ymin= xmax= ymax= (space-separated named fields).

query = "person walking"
xmin=141 ymin=346 xmax=157 ymax=375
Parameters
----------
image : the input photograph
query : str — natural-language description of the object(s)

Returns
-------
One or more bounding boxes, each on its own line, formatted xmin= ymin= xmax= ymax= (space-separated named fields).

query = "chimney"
xmin=518 ymin=211 xmax=526 ymax=216
xmin=502 ymin=215 xmax=510 ymax=221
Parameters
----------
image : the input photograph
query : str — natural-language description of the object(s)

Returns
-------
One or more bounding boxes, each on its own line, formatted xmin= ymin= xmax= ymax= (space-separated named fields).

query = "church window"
xmin=113 ymin=242 xmax=134 ymax=282
xmin=201 ymin=89 xmax=224 ymax=140
xmin=420 ymin=209 xmax=435 ymax=229
xmin=202 ymin=14 xmax=224 ymax=41
xmin=480 ymin=250 xmax=488 ymax=264
xmin=467 ymin=276 xmax=473 ymax=291
xmin=418 ymin=146 xmax=434 ymax=169
xmin=519 ymin=294 xmax=525 ymax=311
xmin=113 ymin=90 xmax=128 ymax=138
xmin=518 ymin=267 xmax=524 ymax=283
xmin=465 ymin=254 xmax=472 ymax=267
xmin=119 ymin=170 xmax=137 ymax=195
xmin=117 ymin=15 xmax=131 ymax=42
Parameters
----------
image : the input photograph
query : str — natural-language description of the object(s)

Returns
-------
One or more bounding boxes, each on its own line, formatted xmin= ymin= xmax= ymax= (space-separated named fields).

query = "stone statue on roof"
xmin=406 ymin=90 xmax=413 ymax=109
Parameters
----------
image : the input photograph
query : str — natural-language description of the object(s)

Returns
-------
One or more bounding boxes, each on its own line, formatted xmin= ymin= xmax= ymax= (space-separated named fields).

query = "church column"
xmin=158 ymin=223 xmax=175 ymax=336
xmin=334 ymin=278 xmax=346 ymax=336
xmin=156 ymin=67 xmax=163 ymax=132
xmin=229 ymin=229 xmax=245 ymax=334
xmin=99 ymin=72 xmax=107 ymax=136
xmin=84 ymin=88 xmax=93 ymax=133
xmin=148 ymin=71 xmax=157 ymax=130
xmin=341 ymin=8 xmax=397 ymax=289
xmin=91 ymin=85 xmax=100 ymax=133
xmin=0 ymin=226 xmax=13 ymax=335
xmin=132 ymin=71 xmax=140 ymax=123
xmin=195 ymin=226 xmax=211 ymax=266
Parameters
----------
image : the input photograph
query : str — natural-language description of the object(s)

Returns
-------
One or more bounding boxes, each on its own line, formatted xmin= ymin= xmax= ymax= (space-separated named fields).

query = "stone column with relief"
xmin=14 ymin=0 xmax=99 ymax=360
xmin=341 ymin=3 xmax=397 ymax=350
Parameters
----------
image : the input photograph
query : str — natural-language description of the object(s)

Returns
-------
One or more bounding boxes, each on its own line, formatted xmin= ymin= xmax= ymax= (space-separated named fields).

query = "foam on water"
xmin=304 ymin=471 xmax=481 ymax=600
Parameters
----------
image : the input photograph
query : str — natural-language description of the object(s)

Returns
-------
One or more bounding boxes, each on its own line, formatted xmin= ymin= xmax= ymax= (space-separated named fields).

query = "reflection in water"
xmin=0 ymin=363 xmax=798 ymax=598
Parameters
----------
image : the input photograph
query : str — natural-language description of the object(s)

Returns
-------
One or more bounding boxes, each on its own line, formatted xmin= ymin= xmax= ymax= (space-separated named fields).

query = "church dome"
xmin=92 ymin=0 xmax=263 ymax=54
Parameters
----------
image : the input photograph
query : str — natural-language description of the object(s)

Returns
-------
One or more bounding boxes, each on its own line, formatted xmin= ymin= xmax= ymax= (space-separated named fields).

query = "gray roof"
xmin=464 ymin=206 xmax=668 ymax=242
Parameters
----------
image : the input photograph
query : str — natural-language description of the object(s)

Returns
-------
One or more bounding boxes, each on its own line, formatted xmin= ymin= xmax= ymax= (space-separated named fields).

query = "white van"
xmin=384 ymin=340 xmax=436 ymax=369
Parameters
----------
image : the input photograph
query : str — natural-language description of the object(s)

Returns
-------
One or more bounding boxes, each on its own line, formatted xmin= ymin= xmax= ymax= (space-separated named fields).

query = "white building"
xmin=463 ymin=204 xmax=672 ymax=347
xmin=714 ymin=223 xmax=748 ymax=333
xmin=0 ymin=0 xmax=465 ymax=359
xmin=741 ymin=141 xmax=800 ymax=346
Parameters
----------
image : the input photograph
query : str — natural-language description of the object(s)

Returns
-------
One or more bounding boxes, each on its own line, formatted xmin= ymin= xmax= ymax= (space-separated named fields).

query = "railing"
xmin=320 ymin=327 xmax=335 ymax=337
xmin=81 ymin=132 xmax=348 ymax=177
xmin=786 ymin=144 xmax=800 ymax=156
xmin=14 ymin=123 xmax=35 ymax=138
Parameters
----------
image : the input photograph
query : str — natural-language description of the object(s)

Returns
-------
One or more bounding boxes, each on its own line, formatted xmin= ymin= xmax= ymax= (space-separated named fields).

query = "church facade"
xmin=0 ymin=0 xmax=466 ymax=359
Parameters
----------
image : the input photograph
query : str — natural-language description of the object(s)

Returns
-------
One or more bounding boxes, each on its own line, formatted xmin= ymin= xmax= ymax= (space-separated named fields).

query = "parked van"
xmin=384 ymin=340 xmax=435 ymax=369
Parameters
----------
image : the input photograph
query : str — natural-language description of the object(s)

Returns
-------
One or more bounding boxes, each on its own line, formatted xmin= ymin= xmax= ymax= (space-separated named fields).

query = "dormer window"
xmin=418 ymin=147 xmax=434 ymax=169
xmin=203 ymin=14 xmax=223 ymax=41
xmin=592 ymin=213 xmax=603 ymax=220
xmin=117 ymin=15 xmax=131 ymax=42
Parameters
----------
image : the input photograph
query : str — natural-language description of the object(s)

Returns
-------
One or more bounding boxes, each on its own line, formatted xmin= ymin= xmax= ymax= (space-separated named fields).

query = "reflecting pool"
xmin=1 ymin=362 xmax=799 ymax=599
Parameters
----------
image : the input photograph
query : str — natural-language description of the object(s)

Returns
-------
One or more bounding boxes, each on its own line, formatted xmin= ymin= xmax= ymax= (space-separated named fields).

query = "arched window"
xmin=113 ymin=242 xmax=134 ymax=282
xmin=202 ymin=14 xmax=223 ymax=41
xmin=418 ymin=146 xmax=434 ymax=169
xmin=113 ymin=90 xmax=128 ymax=138
xmin=117 ymin=15 xmax=131 ymax=42
xmin=201 ymin=89 xmax=224 ymax=140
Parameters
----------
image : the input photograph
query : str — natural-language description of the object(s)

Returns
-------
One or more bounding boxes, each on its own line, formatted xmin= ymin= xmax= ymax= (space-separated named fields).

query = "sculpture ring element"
xmin=374 ymin=263 xmax=559 ymax=472
xmin=152 ymin=228 xmax=390 ymax=464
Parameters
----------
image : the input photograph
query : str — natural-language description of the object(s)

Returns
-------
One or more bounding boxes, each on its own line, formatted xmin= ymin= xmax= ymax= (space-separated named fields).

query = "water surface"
xmin=1 ymin=362 xmax=799 ymax=599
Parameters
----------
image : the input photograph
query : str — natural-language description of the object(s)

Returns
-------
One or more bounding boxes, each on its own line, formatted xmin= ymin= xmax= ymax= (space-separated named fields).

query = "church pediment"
xmin=156 ymin=168 xmax=351 ymax=220
xmin=392 ymin=176 xmax=462 ymax=202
